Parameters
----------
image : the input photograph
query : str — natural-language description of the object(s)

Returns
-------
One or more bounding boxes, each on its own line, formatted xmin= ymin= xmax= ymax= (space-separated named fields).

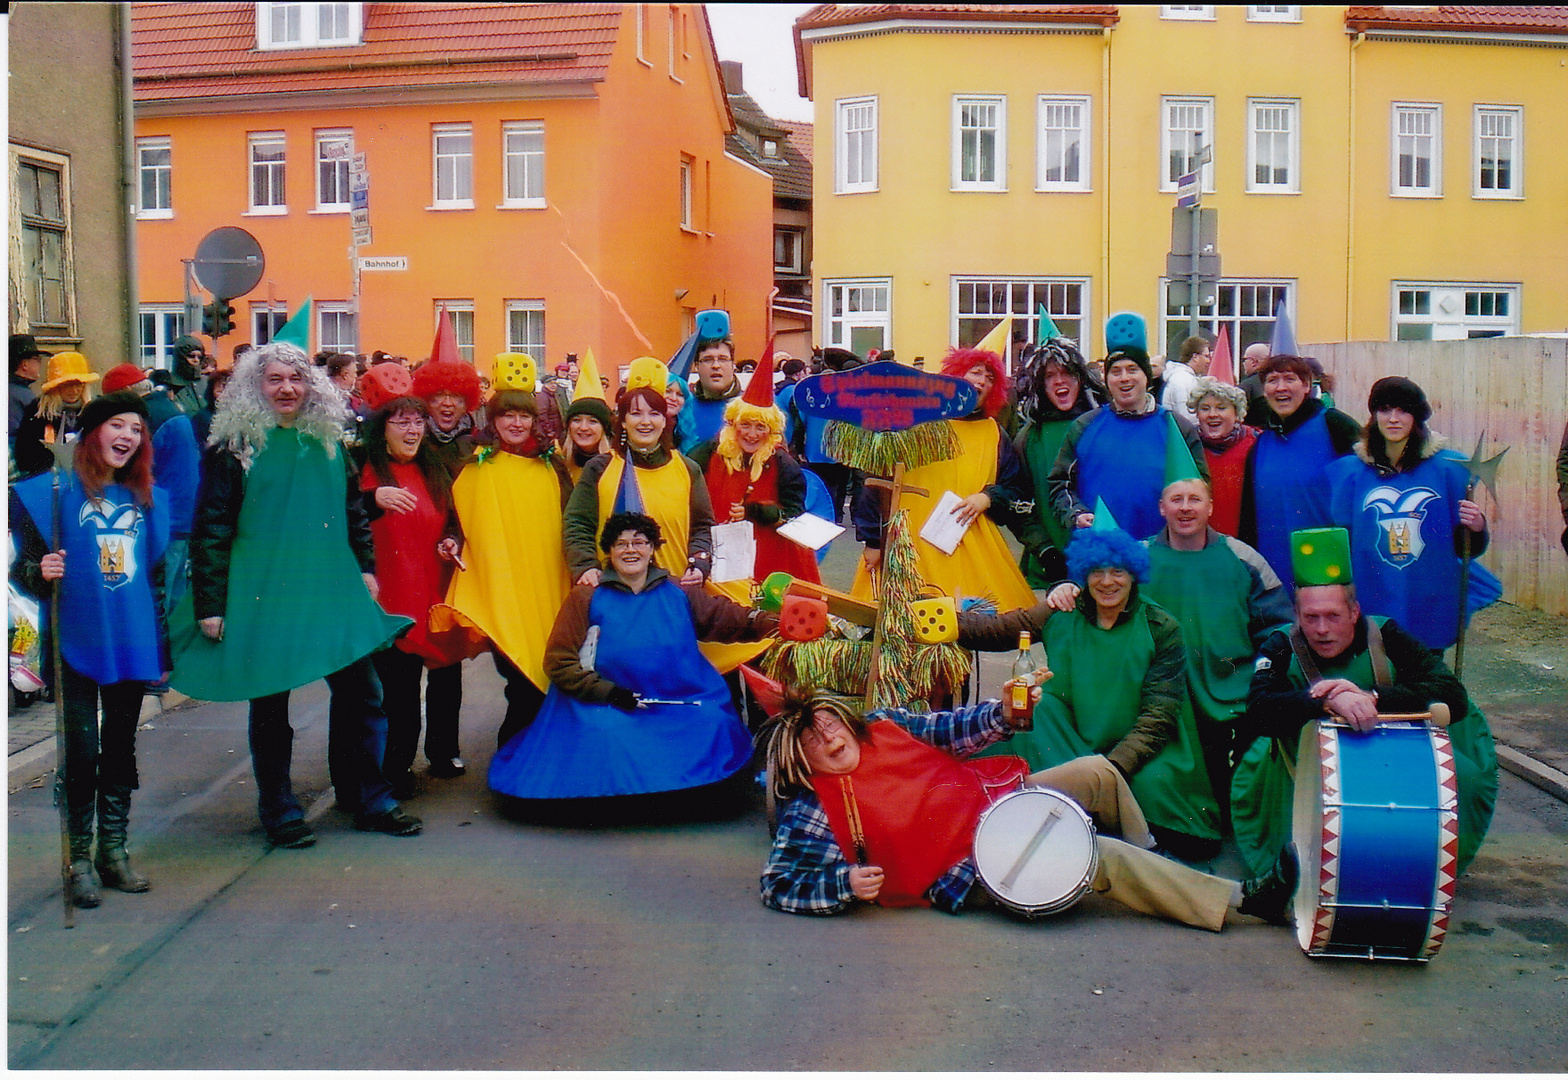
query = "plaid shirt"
xmin=760 ymin=700 xmax=1012 ymax=916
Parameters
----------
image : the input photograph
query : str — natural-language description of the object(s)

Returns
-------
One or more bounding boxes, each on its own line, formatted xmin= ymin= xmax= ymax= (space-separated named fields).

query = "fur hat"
xmin=76 ymin=390 xmax=150 ymax=437
xmin=940 ymin=346 xmax=1009 ymax=418
xmin=1366 ymin=375 xmax=1431 ymax=425
xmin=411 ymin=358 xmax=482 ymax=413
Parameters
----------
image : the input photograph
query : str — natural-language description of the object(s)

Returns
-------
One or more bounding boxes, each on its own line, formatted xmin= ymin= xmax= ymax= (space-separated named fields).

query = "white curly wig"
xmin=206 ymin=341 xmax=353 ymax=470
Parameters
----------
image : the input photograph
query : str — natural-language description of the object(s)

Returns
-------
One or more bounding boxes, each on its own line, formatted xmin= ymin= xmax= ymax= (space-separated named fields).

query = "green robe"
xmin=1230 ymin=618 xmax=1497 ymax=878
xmin=1016 ymin=417 xmax=1076 ymax=588
xmin=1146 ymin=539 xmax=1265 ymax=727
xmin=989 ymin=597 xmax=1221 ymax=841
xmin=170 ymin=429 xmax=410 ymax=701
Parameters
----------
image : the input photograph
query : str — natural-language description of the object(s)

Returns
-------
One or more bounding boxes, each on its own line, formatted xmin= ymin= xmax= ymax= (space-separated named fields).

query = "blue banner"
xmin=791 ymin=362 xmax=978 ymax=432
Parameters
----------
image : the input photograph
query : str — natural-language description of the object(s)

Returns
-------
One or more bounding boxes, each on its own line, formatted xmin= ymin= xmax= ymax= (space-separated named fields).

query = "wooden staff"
xmin=49 ymin=458 xmax=74 ymax=928
xmin=1454 ymin=435 xmax=1507 ymax=679
xmin=860 ymin=463 xmax=927 ymax=709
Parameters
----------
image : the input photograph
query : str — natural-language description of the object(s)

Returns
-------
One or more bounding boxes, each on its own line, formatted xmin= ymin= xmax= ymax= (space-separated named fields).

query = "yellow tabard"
xmin=428 ymin=452 xmax=571 ymax=691
xmin=851 ymin=418 xmax=1036 ymax=611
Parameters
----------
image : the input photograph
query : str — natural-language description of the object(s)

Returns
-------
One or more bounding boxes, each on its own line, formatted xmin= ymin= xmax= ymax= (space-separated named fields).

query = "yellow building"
xmin=794 ymin=4 xmax=1568 ymax=361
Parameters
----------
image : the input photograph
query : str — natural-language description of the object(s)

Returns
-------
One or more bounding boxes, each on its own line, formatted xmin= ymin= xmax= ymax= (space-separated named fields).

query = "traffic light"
xmin=201 ymin=299 xmax=238 ymax=338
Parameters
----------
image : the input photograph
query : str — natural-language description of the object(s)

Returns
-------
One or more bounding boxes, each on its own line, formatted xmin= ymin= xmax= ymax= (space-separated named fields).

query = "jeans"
xmin=373 ymin=647 xmax=463 ymax=778
xmin=247 ymin=656 xmax=393 ymax=832
xmin=59 ymin=661 xmax=144 ymax=813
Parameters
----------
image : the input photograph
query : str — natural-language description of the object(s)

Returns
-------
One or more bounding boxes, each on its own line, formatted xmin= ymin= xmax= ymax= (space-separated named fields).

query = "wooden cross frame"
xmin=859 ymin=462 xmax=930 ymax=708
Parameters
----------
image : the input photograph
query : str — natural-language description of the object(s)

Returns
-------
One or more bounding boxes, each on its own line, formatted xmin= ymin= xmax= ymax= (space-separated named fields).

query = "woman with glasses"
xmin=488 ymin=511 xmax=776 ymax=809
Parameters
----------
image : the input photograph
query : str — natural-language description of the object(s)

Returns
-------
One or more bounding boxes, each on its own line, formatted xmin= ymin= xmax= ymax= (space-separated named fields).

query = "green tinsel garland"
xmin=821 ymin=419 xmax=958 ymax=474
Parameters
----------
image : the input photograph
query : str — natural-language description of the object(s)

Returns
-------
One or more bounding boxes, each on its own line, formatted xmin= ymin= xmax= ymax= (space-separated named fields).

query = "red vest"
xmin=703 ymin=449 xmax=820 ymax=583
xmin=809 ymin=721 xmax=1028 ymax=907
xmin=1204 ymin=426 xmax=1258 ymax=538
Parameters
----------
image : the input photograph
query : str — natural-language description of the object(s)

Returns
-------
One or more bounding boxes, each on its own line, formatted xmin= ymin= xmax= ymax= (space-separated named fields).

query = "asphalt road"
xmin=8 ymin=652 xmax=1567 ymax=1071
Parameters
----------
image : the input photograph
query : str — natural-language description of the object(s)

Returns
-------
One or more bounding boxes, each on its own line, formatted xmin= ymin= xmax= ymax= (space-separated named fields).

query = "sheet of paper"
xmin=709 ymin=520 xmax=756 ymax=583
xmin=918 ymin=490 xmax=972 ymax=556
xmin=776 ymin=512 xmax=845 ymax=552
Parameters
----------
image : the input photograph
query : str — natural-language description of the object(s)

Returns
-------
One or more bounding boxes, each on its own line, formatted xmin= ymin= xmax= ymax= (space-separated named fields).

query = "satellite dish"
xmin=192 ymin=226 xmax=265 ymax=300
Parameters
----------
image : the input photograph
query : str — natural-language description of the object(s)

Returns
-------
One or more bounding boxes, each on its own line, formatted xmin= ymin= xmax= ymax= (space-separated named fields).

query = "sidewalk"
xmin=10 ymin=603 xmax=1568 ymax=800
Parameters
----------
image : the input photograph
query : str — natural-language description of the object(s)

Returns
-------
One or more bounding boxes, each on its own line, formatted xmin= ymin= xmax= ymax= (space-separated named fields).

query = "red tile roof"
xmin=133 ymin=3 xmax=621 ymax=102
xmin=779 ymin=120 xmax=814 ymax=168
xmin=1344 ymin=6 xmax=1568 ymax=36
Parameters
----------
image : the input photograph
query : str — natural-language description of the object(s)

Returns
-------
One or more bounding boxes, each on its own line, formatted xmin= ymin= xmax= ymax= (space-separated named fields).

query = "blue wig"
xmin=1066 ymin=528 xmax=1151 ymax=585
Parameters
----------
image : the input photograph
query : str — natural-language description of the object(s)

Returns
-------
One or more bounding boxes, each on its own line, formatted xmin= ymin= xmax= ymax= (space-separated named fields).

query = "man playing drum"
xmin=757 ymin=688 xmax=1296 ymax=929
xmin=1231 ymin=527 xmax=1498 ymax=881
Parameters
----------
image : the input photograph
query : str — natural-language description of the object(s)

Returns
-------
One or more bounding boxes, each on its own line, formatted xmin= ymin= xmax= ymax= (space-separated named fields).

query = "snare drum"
xmin=973 ymin=787 xmax=1098 ymax=918
xmin=1292 ymin=719 xmax=1459 ymax=962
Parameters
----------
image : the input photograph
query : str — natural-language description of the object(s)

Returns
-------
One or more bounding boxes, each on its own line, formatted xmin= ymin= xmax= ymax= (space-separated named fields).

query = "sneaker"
xmin=1239 ymin=846 xmax=1298 ymax=926
xmin=354 ymin=806 xmax=423 ymax=837
xmin=267 ymin=820 xmax=317 ymax=849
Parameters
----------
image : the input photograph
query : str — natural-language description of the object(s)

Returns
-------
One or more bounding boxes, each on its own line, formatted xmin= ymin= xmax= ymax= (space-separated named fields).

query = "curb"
xmin=1495 ymin=744 xmax=1568 ymax=804
xmin=6 ymin=691 xmax=188 ymax=788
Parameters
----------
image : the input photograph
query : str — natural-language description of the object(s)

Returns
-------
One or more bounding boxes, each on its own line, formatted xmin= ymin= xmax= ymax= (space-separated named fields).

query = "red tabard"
xmin=1203 ymin=426 xmax=1258 ymax=538
xmin=809 ymin=721 xmax=1029 ymax=907
xmin=359 ymin=461 xmax=464 ymax=667
xmin=703 ymin=450 xmax=821 ymax=584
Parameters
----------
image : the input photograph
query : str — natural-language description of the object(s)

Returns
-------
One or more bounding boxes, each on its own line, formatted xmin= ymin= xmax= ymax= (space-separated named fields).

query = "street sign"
xmin=358 ymin=256 xmax=408 ymax=271
xmin=1172 ymin=207 xmax=1218 ymax=253
xmin=351 ymin=207 xmax=370 ymax=230
xmin=352 ymin=227 xmax=373 ymax=246
xmin=1177 ymin=170 xmax=1201 ymax=207
xmin=192 ymin=226 xmax=265 ymax=299
xmin=1167 ymin=251 xmax=1222 ymax=278
xmin=350 ymin=188 xmax=368 ymax=210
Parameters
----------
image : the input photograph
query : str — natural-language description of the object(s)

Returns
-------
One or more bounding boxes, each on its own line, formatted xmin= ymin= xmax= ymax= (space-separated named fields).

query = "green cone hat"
xmin=1089 ymin=496 xmax=1122 ymax=533
xmin=1163 ymin=414 xmax=1203 ymax=490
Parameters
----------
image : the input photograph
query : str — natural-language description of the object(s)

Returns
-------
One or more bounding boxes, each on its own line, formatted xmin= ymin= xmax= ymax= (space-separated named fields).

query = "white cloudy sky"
xmin=705 ymin=3 xmax=817 ymax=122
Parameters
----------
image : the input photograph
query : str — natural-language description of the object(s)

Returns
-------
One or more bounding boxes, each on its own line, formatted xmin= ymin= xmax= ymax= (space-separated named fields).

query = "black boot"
xmin=67 ymin=801 xmax=101 ymax=909
xmin=1239 ymin=845 xmax=1298 ymax=926
xmin=94 ymin=785 xmax=151 ymax=893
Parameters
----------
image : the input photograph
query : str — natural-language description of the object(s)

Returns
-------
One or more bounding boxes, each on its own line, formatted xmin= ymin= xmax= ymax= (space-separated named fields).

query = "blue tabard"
xmin=1252 ymin=410 xmax=1338 ymax=592
xmin=13 ymin=473 xmax=169 ymax=685
xmin=1075 ymin=407 xmax=1170 ymax=542
xmin=487 ymin=578 xmax=752 ymax=799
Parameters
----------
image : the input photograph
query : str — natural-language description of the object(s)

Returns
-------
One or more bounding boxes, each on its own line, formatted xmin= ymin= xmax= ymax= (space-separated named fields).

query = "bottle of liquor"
xmin=1010 ymin=631 xmax=1036 ymax=714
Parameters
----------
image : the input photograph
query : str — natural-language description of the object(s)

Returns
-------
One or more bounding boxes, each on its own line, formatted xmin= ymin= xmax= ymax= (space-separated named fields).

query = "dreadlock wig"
xmin=715 ymin=397 xmax=785 ymax=482
xmin=758 ymin=688 xmax=868 ymax=801
xmin=1065 ymin=527 xmax=1151 ymax=586
xmin=940 ymin=346 xmax=1009 ymax=418
xmin=1013 ymin=337 xmax=1095 ymax=426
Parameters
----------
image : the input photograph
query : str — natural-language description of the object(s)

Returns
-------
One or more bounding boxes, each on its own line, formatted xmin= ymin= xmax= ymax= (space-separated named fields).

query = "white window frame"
xmin=317 ymin=302 xmax=357 ymax=354
xmin=823 ymin=278 xmax=892 ymax=355
xmin=1036 ymin=95 xmax=1091 ymax=192
xmin=1247 ymin=5 xmax=1301 ymax=21
xmin=835 ymin=96 xmax=878 ymax=194
xmin=137 ymin=137 xmax=173 ymax=219
xmin=501 ymin=122 xmax=545 ymax=209
xmin=505 ymin=300 xmax=547 ymax=366
xmin=138 ymin=305 xmax=187 ymax=369
xmin=774 ymin=227 xmax=804 ymax=274
xmin=635 ymin=5 xmax=650 ymax=66
xmin=952 ymin=95 xmax=1007 ymax=192
xmin=1473 ymin=105 xmax=1522 ymax=200
xmin=1392 ymin=103 xmax=1442 ymax=198
xmin=1246 ymin=98 xmax=1300 ymax=194
xmin=250 ymin=303 xmax=289 ymax=346
xmin=1159 ymin=278 xmax=1293 ymax=360
xmin=1161 ymin=6 xmax=1215 ymax=20
xmin=952 ymin=277 xmax=1091 ymax=364
xmin=678 ymin=155 xmax=695 ymax=231
xmin=256 ymin=3 xmax=363 ymax=51
xmin=436 ymin=302 xmax=476 ymax=364
xmin=667 ymin=5 xmax=681 ymax=82
xmin=13 ymin=147 xmax=77 ymax=336
xmin=314 ymin=129 xmax=352 ymax=212
xmin=247 ymin=131 xmax=287 ymax=214
xmin=1391 ymin=281 xmax=1520 ymax=341
xmin=1161 ymin=96 xmax=1214 ymax=193
xmin=430 ymin=123 xmax=474 ymax=209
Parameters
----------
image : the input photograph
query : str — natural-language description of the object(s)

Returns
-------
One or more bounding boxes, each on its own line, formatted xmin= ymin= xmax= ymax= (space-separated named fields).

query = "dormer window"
xmin=257 ymin=3 xmax=362 ymax=50
xmin=762 ymin=138 xmax=779 ymax=159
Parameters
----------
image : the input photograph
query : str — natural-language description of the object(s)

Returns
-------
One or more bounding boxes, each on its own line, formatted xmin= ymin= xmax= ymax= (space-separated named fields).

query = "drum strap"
xmin=1364 ymin=619 xmax=1395 ymax=690
xmin=1288 ymin=628 xmax=1324 ymax=687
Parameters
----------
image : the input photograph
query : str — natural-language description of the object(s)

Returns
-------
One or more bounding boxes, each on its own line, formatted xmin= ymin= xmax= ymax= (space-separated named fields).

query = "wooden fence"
xmin=1304 ymin=337 xmax=1567 ymax=616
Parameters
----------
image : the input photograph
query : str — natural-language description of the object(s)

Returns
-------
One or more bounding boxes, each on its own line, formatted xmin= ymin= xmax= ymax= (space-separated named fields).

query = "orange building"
xmin=131 ymin=3 xmax=774 ymax=377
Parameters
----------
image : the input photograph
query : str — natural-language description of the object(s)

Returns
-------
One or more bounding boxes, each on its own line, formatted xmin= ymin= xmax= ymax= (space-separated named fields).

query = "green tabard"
xmin=1016 ymin=418 xmax=1075 ymax=588
xmin=1145 ymin=541 xmax=1256 ymax=727
xmin=171 ymin=429 xmax=411 ymax=702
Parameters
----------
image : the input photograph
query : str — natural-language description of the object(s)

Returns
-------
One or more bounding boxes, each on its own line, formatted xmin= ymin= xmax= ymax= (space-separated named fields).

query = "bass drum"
xmin=1292 ymin=719 xmax=1459 ymax=962
xmin=973 ymin=786 xmax=1098 ymax=918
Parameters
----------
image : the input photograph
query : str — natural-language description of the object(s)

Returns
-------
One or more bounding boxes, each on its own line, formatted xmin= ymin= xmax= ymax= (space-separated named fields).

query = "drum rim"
xmin=973 ymin=785 xmax=1099 ymax=917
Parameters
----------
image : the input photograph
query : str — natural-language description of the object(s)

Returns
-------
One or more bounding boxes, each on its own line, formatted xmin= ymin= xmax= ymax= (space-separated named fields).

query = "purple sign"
xmin=791 ymin=362 xmax=978 ymax=432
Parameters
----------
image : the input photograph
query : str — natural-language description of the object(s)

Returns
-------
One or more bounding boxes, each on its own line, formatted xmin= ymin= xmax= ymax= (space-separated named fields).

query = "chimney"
xmin=720 ymin=59 xmax=743 ymax=94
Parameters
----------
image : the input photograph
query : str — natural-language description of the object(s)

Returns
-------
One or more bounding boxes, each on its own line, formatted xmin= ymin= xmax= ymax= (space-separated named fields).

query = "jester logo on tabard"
xmin=1362 ymin=485 xmax=1440 ymax=569
xmin=80 ymin=498 xmax=142 ymax=591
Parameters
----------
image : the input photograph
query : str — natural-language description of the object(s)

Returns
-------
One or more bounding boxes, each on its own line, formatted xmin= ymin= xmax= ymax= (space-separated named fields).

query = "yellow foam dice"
xmin=909 ymin=596 xmax=958 ymax=644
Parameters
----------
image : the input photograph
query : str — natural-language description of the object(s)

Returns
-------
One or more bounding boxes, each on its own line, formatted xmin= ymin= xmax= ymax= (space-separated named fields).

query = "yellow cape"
xmin=429 ymin=452 xmax=571 ymax=691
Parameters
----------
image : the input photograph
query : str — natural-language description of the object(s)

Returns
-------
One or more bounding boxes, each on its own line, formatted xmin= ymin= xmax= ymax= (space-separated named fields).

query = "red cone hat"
xmin=741 ymin=335 xmax=776 ymax=408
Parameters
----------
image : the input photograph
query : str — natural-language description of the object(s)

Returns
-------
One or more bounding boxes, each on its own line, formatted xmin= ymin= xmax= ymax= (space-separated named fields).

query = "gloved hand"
xmin=607 ymin=687 xmax=641 ymax=713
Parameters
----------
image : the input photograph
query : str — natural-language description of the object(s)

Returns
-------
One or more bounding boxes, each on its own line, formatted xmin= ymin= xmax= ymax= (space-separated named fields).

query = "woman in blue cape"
xmin=489 ymin=511 xmax=777 ymax=803
xmin=1328 ymin=376 xmax=1498 ymax=652
xmin=10 ymin=392 xmax=169 ymax=908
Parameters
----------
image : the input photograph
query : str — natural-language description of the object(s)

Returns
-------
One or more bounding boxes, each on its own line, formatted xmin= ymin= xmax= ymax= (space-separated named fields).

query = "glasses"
xmin=387 ymin=416 xmax=426 ymax=429
xmin=610 ymin=538 xmax=653 ymax=552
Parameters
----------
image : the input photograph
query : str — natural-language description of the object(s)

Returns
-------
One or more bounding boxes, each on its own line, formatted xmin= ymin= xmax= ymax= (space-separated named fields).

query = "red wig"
xmin=941 ymin=346 xmax=1010 ymax=418
xmin=615 ymin=385 xmax=674 ymax=453
xmin=75 ymin=418 xmax=155 ymax=509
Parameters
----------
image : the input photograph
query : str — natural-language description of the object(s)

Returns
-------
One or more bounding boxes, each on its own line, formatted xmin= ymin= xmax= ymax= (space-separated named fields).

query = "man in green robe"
xmin=1011 ymin=337 xmax=1098 ymax=587
xmin=1230 ymin=529 xmax=1497 ymax=879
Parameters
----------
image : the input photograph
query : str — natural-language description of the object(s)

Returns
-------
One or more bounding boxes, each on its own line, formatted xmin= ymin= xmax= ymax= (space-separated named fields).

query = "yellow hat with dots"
xmin=625 ymin=356 xmax=670 ymax=394
xmin=492 ymin=353 xmax=537 ymax=392
xmin=1291 ymin=527 xmax=1352 ymax=587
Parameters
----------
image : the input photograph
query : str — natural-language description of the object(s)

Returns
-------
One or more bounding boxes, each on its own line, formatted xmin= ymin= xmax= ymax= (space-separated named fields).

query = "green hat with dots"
xmin=1291 ymin=527 xmax=1352 ymax=587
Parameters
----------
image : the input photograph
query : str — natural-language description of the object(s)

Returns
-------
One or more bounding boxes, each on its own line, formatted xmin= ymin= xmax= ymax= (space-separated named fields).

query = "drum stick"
xmin=999 ymin=804 xmax=1063 ymax=891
